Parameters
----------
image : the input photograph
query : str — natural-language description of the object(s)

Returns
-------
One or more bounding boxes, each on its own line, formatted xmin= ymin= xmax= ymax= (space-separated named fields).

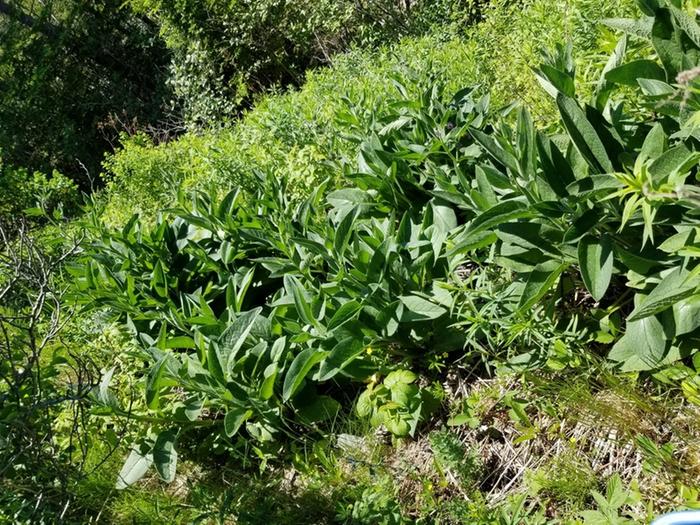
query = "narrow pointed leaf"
xmin=282 ymin=348 xmax=327 ymax=402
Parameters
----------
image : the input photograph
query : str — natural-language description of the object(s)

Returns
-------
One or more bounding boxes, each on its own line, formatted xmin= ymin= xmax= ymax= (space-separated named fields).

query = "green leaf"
xmin=637 ymin=78 xmax=675 ymax=96
xmin=327 ymin=188 xmax=372 ymax=213
xmin=670 ymin=295 xmax=700 ymax=336
xmin=651 ymin=9 xmax=684 ymax=79
xmin=602 ymin=17 xmax=654 ymax=39
xmin=384 ymin=370 xmax=417 ymax=388
xmin=669 ymin=3 xmax=700 ymax=49
xmin=164 ymin=336 xmax=196 ymax=349
xmin=659 ymin=229 xmax=696 ymax=254
xmin=224 ymin=407 xmax=253 ymax=437
xmin=609 ymin=314 xmax=666 ymax=371
xmin=334 ymin=207 xmax=358 ymax=257
xmin=565 ymin=175 xmax=622 ymax=197
xmin=327 ymin=300 xmax=362 ymax=331
xmin=219 ymin=308 xmax=262 ymax=373
xmin=475 ymin=166 xmax=498 ymax=208
xmin=152 ymin=260 xmax=168 ymax=298
xmin=536 ymin=133 xmax=575 ymax=197
xmin=399 ymin=294 xmax=448 ymax=321
xmin=517 ymin=262 xmax=569 ymax=312
xmin=605 ymin=60 xmax=666 ymax=86
xmin=535 ymin=64 xmax=575 ymax=98
xmin=116 ymin=444 xmax=153 ymax=489
xmin=578 ymin=235 xmax=614 ymax=302
xmin=557 ymin=94 xmax=613 ymax=173
xmin=467 ymin=200 xmax=532 ymax=236
xmin=470 ymin=129 xmax=519 ymax=173
xmin=431 ymin=200 xmax=458 ymax=234
xmin=146 ymin=356 xmax=170 ymax=410
xmin=282 ymin=348 xmax=327 ymax=402
xmin=628 ymin=269 xmax=698 ymax=321
xmin=318 ymin=338 xmax=364 ymax=381
xmin=284 ymin=275 xmax=318 ymax=328
xmin=259 ymin=363 xmax=278 ymax=400
xmin=183 ymin=397 xmax=203 ymax=421
xmin=153 ymin=430 xmax=178 ymax=483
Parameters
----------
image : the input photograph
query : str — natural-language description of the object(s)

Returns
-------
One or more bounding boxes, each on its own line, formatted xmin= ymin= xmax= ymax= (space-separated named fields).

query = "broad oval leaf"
xmin=399 ymin=294 xmax=447 ymax=321
xmin=116 ymin=444 xmax=153 ymax=490
xmin=578 ymin=235 xmax=614 ymax=302
xmin=318 ymin=338 xmax=364 ymax=381
xmin=627 ymin=269 xmax=698 ymax=322
xmin=605 ymin=60 xmax=666 ymax=86
xmin=467 ymin=200 xmax=532 ymax=236
xmin=153 ymin=429 xmax=178 ymax=483
xmin=609 ymin=313 xmax=667 ymax=372
xmin=327 ymin=300 xmax=362 ymax=332
xmin=224 ymin=407 xmax=253 ymax=437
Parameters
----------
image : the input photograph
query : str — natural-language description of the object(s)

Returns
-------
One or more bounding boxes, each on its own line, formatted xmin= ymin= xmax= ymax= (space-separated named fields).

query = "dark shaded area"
xmin=0 ymin=0 xmax=173 ymax=187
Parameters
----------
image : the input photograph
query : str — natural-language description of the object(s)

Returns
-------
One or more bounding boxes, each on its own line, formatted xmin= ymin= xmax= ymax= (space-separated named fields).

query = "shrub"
xmin=101 ymin=0 xmax=641 ymax=227
xmin=0 ymin=161 xmax=79 ymax=221
xmin=127 ymin=0 xmax=483 ymax=125
xmin=0 ymin=0 xmax=171 ymax=181
xmin=78 ymin=0 xmax=700 ymax=497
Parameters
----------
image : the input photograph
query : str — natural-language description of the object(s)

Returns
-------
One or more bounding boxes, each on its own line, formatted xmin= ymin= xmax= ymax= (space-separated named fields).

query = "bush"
xmin=0 ymin=0 xmax=171 ymax=182
xmin=0 ymin=161 xmax=79 ymax=221
xmin=77 ymin=0 xmax=700 ymax=490
xmin=100 ymin=0 xmax=641 ymax=227
xmin=127 ymin=0 xmax=484 ymax=125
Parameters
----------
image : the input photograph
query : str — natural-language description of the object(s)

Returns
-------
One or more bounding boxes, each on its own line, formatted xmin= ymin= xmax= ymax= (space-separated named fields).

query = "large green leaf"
xmin=219 ymin=308 xmax=262 ymax=373
xmin=153 ymin=429 xmax=178 ymax=483
xmin=605 ymin=60 xmax=666 ymax=86
xmin=609 ymin=314 xmax=667 ymax=371
xmin=327 ymin=300 xmax=362 ymax=332
xmin=146 ymin=356 xmax=170 ymax=410
xmin=282 ymin=348 xmax=327 ymax=402
xmin=628 ymin=269 xmax=698 ymax=322
xmin=224 ymin=407 xmax=253 ymax=437
xmin=578 ymin=235 xmax=614 ymax=302
xmin=470 ymin=129 xmax=519 ymax=173
xmin=602 ymin=17 xmax=654 ymax=39
xmin=651 ymin=8 xmax=684 ymax=79
xmin=284 ymin=275 xmax=318 ymax=327
xmin=318 ymin=338 xmax=364 ymax=381
xmin=664 ymin=295 xmax=700 ymax=337
xmin=467 ymin=200 xmax=532 ymax=236
xmin=557 ymin=94 xmax=613 ymax=173
xmin=669 ymin=3 xmax=700 ymax=49
xmin=116 ymin=444 xmax=153 ymax=489
xmin=334 ymin=207 xmax=358 ymax=257
xmin=517 ymin=262 xmax=569 ymax=313
xmin=399 ymin=294 xmax=448 ymax=321
xmin=536 ymin=133 xmax=575 ymax=197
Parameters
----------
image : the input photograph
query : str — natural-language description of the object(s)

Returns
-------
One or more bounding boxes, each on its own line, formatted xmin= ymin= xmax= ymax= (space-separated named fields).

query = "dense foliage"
xmin=126 ymin=0 xmax=485 ymax=124
xmin=67 ymin=0 xmax=700 ymax=493
xmin=0 ymin=0 xmax=171 ymax=183
xmin=5 ymin=0 xmax=700 ymax=522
